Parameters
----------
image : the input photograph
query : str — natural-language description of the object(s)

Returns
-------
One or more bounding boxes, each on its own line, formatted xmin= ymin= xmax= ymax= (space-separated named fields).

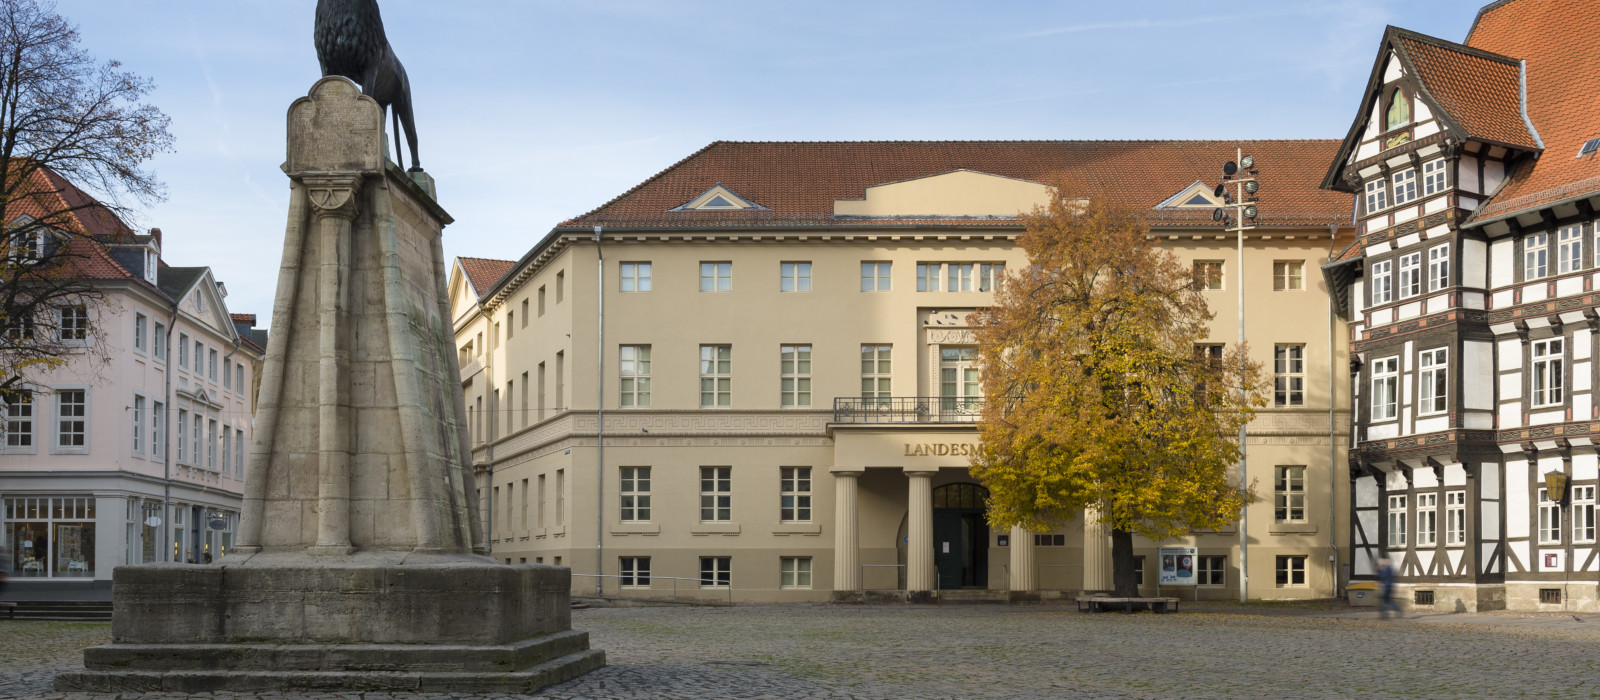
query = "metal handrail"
xmin=832 ymin=396 xmax=983 ymax=424
xmin=571 ymin=573 xmax=734 ymax=606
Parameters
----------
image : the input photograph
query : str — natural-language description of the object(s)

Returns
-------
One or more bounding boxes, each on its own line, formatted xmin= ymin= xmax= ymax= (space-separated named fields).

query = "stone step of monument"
xmin=83 ymin=629 xmax=596 ymax=674
xmin=10 ymin=600 xmax=114 ymax=621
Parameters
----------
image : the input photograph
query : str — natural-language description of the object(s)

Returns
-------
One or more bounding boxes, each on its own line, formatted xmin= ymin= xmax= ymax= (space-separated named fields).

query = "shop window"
xmin=3 ymin=496 xmax=96 ymax=578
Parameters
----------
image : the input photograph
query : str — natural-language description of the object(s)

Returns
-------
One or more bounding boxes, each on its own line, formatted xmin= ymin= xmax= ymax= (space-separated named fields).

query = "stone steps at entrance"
xmin=936 ymin=589 xmax=1010 ymax=604
xmin=7 ymin=600 xmax=114 ymax=621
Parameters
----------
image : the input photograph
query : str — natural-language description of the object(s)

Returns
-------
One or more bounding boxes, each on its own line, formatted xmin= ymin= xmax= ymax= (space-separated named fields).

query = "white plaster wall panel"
xmin=1369 ymin=423 xmax=1399 ymax=440
xmin=1414 ymin=415 xmax=1448 ymax=434
xmin=1395 ymin=207 xmax=1418 ymax=224
xmin=1541 ymin=456 xmax=1566 ymax=477
xmin=1370 ymin=307 xmax=1393 ymax=326
xmin=1403 ymin=341 xmax=1415 ymax=372
xmin=1576 ymin=453 xmax=1599 ymax=481
xmin=1356 ymin=141 xmax=1380 ymax=160
xmin=1358 ymin=508 xmax=1378 ymax=537
xmin=1485 ymin=462 xmax=1500 ymax=501
xmin=1360 ymin=165 xmax=1384 ymax=180
xmin=1492 ymin=290 xmax=1516 ymax=307
xmin=1522 ymin=282 xmax=1548 ymax=303
xmin=1386 ymin=155 xmax=1413 ymax=169
xmin=1447 ymin=549 xmax=1463 ymax=573
xmin=1498 ymin=402 xmax=1522 ymax=427
xmin=1356 ymin=549 xmax=1376 ymax=576
xmin=1463 ymin=291 xmax=1486 ymax=309
xmin=1445 ymin=463 xmax=1467 ymax=487
xmin=1577 ymin=360 xmax=1593 ymax=388
xmin=1464 ymin=341 xmax=1494 ymax=408
xmin=1482 ymin=544 xmax=1498 ymax=573
xmin=1415 ymin=121 xmax=1440 ymax=139
xmin=1418 ymin=549 xmax=1435 ymax=574
xmin=1460 ymin=155 xmax=1481 ymax=193
xmin=1366 ymin=101 xmax=1383 ymax=139
xmin=1574 ymin=392 xmax=1591 ymax=419
xmin=1483 ymin=500 xmax=1500 ymax=539
xmin=1498 ymin=371 xmax=1523 ymax=400
xmin=1507 ymin=460 xmax=1529 ymax=538
xmin=1498 ymin=339 xmax=1523 ymax=371
xmin=1464 ymin=412 xmax=1494 ymax=429
xmin=1510 ymin=541 xmax=1529 ymax=572
xmin=1460 ymin=196 xmax=1479 ymax=210
xmin=1366 ymin=239 xmax=1393 ymax=255
xmin=1538 ymin=550 xmax=1564 ymax=572
xmin=1526 ymin=316 xmax=1551 ymax=329
xmin=1586 ymin=552 xmax=1598 ymax=572
xmin=1558 ymin=276 xmax=1584 ymax=298
xmin=1357 ymin=475 xmax=1379 ymax=507
xmin=1396 ymin=232 xmax=1422 ymax=248
xmin=1426 ymin=295 xmax=1448 ymax=314
xmin=1425 ymin=223 xmax=1450 ymax=238
xmin=1398 ymin=301 xmax=1421 ymax=320
xmin=1415 ymin=99 xmax=1434 ymax=121
xmin=1561 ymin=311 xmax=1588 ymax=325
xmin=1489 ymin=239 xmax=1512 ymax=288
xmin=1577 ymin=329 xmax=1593 ymax=360
xmin=1414 ymin=468 xmax=1439 ymax=489
xmin=1485 ymin=160 xmax=1505 ymax=193
xmin=1419 ymin=145 xmax=1443 ymax=158
xmin=1352 ymin=280 xmax=1365 ymax=315
xmin=1387 ymin=469 xmax=1407 ymax=491
xmin=1530 ymin=410 xmax=1565 ymax=426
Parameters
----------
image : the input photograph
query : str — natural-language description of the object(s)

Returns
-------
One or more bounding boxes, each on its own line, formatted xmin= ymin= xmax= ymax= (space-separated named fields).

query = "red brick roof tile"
xmin=458 ymin=256 xmax=516 ymax=296
xmin=561 ymin=140 xmax=1352 ymax=231
xmin=1396 ymin=33 xmax=1536 ymax=151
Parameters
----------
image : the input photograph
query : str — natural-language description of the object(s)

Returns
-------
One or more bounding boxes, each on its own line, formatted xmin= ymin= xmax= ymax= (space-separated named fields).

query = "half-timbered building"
xmin=1326 ymin=0 xmax=1600 ymax=612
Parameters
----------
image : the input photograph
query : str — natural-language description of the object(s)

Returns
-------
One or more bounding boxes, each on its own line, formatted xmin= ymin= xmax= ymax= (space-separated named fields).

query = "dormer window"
xmin=144 ymin=247 xmax=157 ymax=284
xmin=1385 ymin=89 xmax=1410 ymax=131
xmin=670 ymin=184 xmax=767 ymax=212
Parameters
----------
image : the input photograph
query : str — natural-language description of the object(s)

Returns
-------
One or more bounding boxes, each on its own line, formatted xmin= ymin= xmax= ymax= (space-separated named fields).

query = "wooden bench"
xmin=0 ymin=602 xmax=16 ymax=619
xmin=1077 ymin=596 xmax=1181 ymax=614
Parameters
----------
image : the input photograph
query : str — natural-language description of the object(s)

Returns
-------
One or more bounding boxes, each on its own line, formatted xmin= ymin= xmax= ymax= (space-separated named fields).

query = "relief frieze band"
xmin=1485 ymin=293 xmax=1600 ymax=327
xmin=1353 ymin=308 xmax=1488 ymax=351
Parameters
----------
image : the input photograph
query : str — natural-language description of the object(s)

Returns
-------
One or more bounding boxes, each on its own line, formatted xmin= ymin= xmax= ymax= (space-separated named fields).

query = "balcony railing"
xmin=832 ymin=396 xmax=984 ymax=424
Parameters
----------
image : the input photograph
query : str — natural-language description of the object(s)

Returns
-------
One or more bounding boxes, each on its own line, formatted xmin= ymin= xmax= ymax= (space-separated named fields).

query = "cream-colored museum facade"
xmin=450 ymin=140 xmax=1355 ymax=602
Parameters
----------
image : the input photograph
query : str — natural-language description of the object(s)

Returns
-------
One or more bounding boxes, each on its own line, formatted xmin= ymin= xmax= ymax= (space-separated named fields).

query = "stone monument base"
xmin=54 ymin=553 xmax=604 ymax=693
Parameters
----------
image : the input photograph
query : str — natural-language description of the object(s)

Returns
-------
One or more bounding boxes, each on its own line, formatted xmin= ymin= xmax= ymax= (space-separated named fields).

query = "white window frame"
xmin=152 ymin=400 xmax=165 ymax=461
xmin=1416 ymin=492 xmax=1437 ymax=546
xmin=619 ymin=262 xmax=651 ymax=292
xmin=1273 ymin=344 xmax=1304 ymax=407
xmin=619 ymin=345 xmax=651 ymax=408
xmin=779 ymin=344 xmax=811 ymax=408
xmin=2 ymin=389 xmax=35 ymax=453
xmin=132 ymin=393 xmax=146 ymax=458
xmin=916 ymin=263 xmax=942 ymax=292
xmin=700 ymin=466 xmax=731 ymax=522
xmin=1274 ymin=465 xmax=1305 ymax=523
xmin=947 ymin=263 xmax=973 ymax=292
xmin=208 ymin=348 xmax=218 ymax=382
xmin=1417 ymin=347 xmax=1448 ymax=415
xmin=1397 ymin=251 xmax=1422 ymax=299
xmin=51 ymin=387 xmax=88 ymax=454
xmin=1445 ymin=490 xmax=1466 ymax=546
xmin=1532 ymin=338 xmax=1565 ymax=407
xmin=1273 ymin=260 xmax=1304 ymax=291
xmin=699 ymin=556 xmax=731 ymax=589
xmin=780 ymin=467 xmax=811 ymax=523
xmin=1371 ymin=356 xmax=1399 ymax=421
xmin=1392 ymin=169 xmax=1418 ymax=206
xmin=1428 ymin=244 xmax=1450 ymax=292
xmin=134 ymin=313 xmax=148 ymax=354
xmin=1422 ymin=159 xmax=1449 ymax=195
xmin=1559 ymin=225 xmax=1584 ymax=275
xmin=780 ymin=262 xmax=811 ymax=292
xmin=177 ymin=408 xmax=188 ymax=464
xmin=1365 ymin=179 xmax=1388 ymax=213
xmin=860 ymin=262 xmax=891 ymax=292
xmin=978 ymin=264 xmax=1003 ymax=292
xmin=1574 ymin=485 xmax=1596 ymax=545
xmin=153 ymin=322 xmax=166 ymax=362
xmin=234 ymin=429 xmax=244 ymax=475
xmin=1538 ymin=487 xmax=1562 ymax=545
xmin=619 ymin=466 xmax=650 ymax=522
xmin=699 ymin=262 xmax=732 ymax=292
xmin=1370 ymin=259 xmax=1393 ymax=305
xmin=57 ymin=305 xmax=89 ymax=344
xmin=191 ymin=413 xmax=202 ymax=468
xmin=1525 ymin=232 xmax=1549 ymax=280
xmin=207 ymin=419 xmax=217 ymax=470
xmin=1388 ymin=494 xmax=1407 ymax=548
xmin=780 ymin=556 xmax=812 ymax=589
xmin=178 ymin=332 xmax=190 ymax=368
xmin=861 ymin=345 xmax=891 ymax=403
xmin=699 ymin=345 xmax=731 ymax=408
xmin=1193 ymin=260 xmax=1223 ymax=291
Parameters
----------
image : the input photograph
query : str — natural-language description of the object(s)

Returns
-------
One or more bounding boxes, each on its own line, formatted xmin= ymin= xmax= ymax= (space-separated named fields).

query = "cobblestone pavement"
xmin=7 ymin=605 xmax=1600 ymax=698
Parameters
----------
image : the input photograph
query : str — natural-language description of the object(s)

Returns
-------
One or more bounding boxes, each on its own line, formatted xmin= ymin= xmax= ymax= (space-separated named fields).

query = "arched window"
xmin=932 ymin=483 xmax=989 ymax=509
xmin=1386 ymin=89 xmax=1410 ymax=131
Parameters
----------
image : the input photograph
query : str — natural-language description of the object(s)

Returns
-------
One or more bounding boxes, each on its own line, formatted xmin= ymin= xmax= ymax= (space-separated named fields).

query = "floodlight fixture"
xmin=1244 ymin=180 xmax=1259 ymax=195
xmin=1240 ymin=155 xmax=1255 ymax=169
xmin=1212 ymin=208 xmax=1225 ymax=222
xmin=1243 ymin=205 xmax=1259 ymax=220
xmin=1222 ymin=161 xmax=1239 ymax=176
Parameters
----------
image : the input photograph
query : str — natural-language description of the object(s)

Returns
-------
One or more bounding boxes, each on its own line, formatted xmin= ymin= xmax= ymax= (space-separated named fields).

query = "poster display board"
xmin=1158 ymin=546 xmax=1198 ymax=586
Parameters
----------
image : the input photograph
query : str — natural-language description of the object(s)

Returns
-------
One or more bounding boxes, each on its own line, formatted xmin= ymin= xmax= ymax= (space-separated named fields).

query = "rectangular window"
xmin=1428 ymin=244 xmax=1450 ymax=292
xmin=699 ymin=345 xmax=731 ymax=407
xmin=521 ymin=371 xmax=529 ymax=427
xmin=619 ymin=345 xmax=651 ymax=408
xmin=1365 ymin=179 xmax=1388 ymax=212
xmin=861 ymin=345 xmax=892 ymax=403
xmin=779 ymin=345 xmax=811 ymax=408
xmin=54 ymin=389 xmax=86 ymax=450
xmin=1273 ymin=344 xmax=1305 ymax=407
xmin=1273 ymin=261 xmax=1304 ymax=291
xmin=1370 ymin=259 xmax=1393 ymax=305
xmin=555 ymin=351 xmax=565 ymax=412
xmin=620 ymin=466 xmax=651 ymax=522
xmin=916 ymin=263 xmax=941 ymax=292
xmin=235 ymin=429 xmax=244 ymax=475
xmin=1371 ymin=356 xmax=1399 ymax=421
xmin=132 ymin=395 xmax=145 ymax=456
xmin=860 ymin=262 xmax=891 ymax=292
xmin=58 ymin=306 xmax=89 ymax=343
xmin=221 ymin=426 xmax=231 ymax=475
xmin=699 ymin=556 xmax=731 ymax=588
xmin=780 ymin=556 xmax=812 ymax=589
xmin=236 ymin=364 xmax=244 ymax=394
xmin=134 ymin=313 xmax=148 ymax=353
xmin=1445 ymin=490 xmax=1466 ymax=546
xmin=620 ymin=262 xmax=652 ymax=292
xmin=620 ymin=557 xmax=651 ymax=588
xmin=1559 ymin=225 xmax=1584 ymax=274
xmin=700 ymin=466 xmax=731 ymax=522
xmin=178 ymin=333 xmax=190 ymax=368
xmin=1525 ymin=232 xmax=1549 ymax=280
xmin=947 ymin=263 xmax=974 ymax=292
xmin=1532 ymin=338 xmax=1565 ymax=407
xmin=207 ymin=419 xmax=217 ymax=469
xmin=1415 ymin=492 xmax=1437 ymax=546
xmin=537 ymin=474 xmax=546 ymax=528
xmin=538 ymin=286 xmax=546 ymax=315
xmin=1397 ymin=251 xmax=1422 ymax=299
xmin=1539 ymin=487 xmax=1562 ymax=545
xmin=151 ymin=400 xmax=164 ymax=460
xmin=505 ymin=312 xmax=513 ymax=339
xmin=1422 ymin=159 xmax=1448 ymax=195
xmin=1391 ymin=169 xmax=1417 ymax=206
xmin=192 ymin=414 xmax=201 ymax=467
xmin=521 ymin=298 xmax=529 ymax=325
xmin=1193 ymin=260 xmax=1223 ymax=291
xmin=1417 ymin=347 xmax=1447 ymax=415
xmin=520 ymin=478 xmax=529 ymax=529
xmin=207 ymin=347 xmax=218 ymax=381
xmin=780 ymin=262 xmax=811 ymax=292
xmin=1575 ymin=485 xmax=1596 ymax=544
xmin=153 ymin=323 xmax=165 ymax=361
xmin=555 ymin=271 xmax=564 ymax=303
xmin=978 ymin=263 xmax=1003 ymax=292
xmin=700 ymin=262 xmax=732 ymax=292
xmin=781 ymin=467 xmax=811 ymax=522
xmin=1274 ymin=466 xmax=1305 ymax=523
xmin=1198 ymin=555 xmax=1226 ymax=586
xmin=194 ymin=342 xmax=203 ymax=376
xmin=1388 ymin=494 xmax=1407 ymax=547
xmin=1275 ymin=555 xmax=1307 ymax=587
xmin=1133 ymin=556 xmax=1145 ymax=586
xmin=556 ymin=469 xmax=565 ymax=525
xmin=177 ymin=409 xmax=188 ymax=463
xmin=2 ymin=390 xmax=33 ymax=450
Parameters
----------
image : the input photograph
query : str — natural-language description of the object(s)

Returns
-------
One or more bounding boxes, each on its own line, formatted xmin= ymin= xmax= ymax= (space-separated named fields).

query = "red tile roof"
xmin=1467 ymin=0 xmax=1600 ymax=223
xmin=1396 ymin=33 xmax=1536 ymax=151
xmin=230 ymin=313 xmax=257 ymax=325
xmin=458 ymin=256 xmax=516 ymax=296
xmin=561 ymin=140 xmax=1353 ymax=231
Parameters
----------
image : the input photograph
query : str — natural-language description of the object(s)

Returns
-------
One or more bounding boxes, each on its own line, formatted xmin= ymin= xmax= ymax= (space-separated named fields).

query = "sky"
xmin=54 ymin=0 xmax=1485 ymax=328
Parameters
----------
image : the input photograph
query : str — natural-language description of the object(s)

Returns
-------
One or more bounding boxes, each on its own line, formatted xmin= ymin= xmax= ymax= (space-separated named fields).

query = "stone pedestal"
xmin=55 ymin=77 xmax=604 ymax=694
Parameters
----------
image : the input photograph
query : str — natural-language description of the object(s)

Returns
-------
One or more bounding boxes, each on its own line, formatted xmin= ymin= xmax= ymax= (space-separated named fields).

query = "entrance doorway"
xmin=932 ymin=483 xmax=988 ymax=589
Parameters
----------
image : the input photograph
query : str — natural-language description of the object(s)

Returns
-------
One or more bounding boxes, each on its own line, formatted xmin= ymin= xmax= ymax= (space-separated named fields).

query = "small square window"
xmin=1193 ymin=261 xmax=1223 ymax=290
xmin=860 ymin=262 xmax=891 ymax=292
xmin=1275 ymin=555 xmax=1307 ymax=587
xmin=780 ymin=556 xmax=812 ymax=589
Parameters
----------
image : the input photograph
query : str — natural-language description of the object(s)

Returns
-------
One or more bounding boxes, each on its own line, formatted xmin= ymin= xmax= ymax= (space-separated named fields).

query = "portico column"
xmin=1082 ymin=507 xmax=1113 ymax=593
xmin=1009 ymin=525 xmax=1036 ymax=592
xmin=832 ymin=469 xmax=863 ymax=592
xmin=906 ymin=470 xmax=936 ymax=592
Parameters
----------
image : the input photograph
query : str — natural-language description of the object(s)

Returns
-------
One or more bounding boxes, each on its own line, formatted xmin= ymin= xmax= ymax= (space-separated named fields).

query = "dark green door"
xmin=932 ymin=483 xmax=990 ymax=589
xmin=934 ymin=513 xmax=964 ymax=589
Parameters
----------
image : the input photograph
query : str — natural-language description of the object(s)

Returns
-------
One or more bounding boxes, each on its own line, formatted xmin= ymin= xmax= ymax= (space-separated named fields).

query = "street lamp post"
xmin=1215 ymin=148 xmax=1260 ymax=603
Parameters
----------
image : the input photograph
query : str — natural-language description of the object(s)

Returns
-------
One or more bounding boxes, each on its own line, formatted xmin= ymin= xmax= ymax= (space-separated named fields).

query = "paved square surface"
xmin=6 ymin=603 xmax=1600 ymax=698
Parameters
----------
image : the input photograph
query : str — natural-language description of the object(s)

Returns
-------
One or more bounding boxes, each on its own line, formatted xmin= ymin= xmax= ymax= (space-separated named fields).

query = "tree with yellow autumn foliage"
xmin=970 ymin=178 xmax=1265 ymax=597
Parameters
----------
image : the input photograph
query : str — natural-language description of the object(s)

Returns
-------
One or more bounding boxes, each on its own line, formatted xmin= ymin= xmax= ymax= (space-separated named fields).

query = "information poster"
xmin=1158 ymin=546 xmax=1198 ymax=586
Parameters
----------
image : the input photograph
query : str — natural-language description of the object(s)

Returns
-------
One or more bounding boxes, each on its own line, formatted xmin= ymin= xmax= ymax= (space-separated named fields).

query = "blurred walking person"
xmin=1377 ymin=557 xmax=1401 ymax=619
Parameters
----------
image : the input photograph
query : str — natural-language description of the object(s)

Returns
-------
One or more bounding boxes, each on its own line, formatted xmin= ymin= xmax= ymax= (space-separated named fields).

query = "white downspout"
xmin=594 ymin=224 xmax=605 ymax=597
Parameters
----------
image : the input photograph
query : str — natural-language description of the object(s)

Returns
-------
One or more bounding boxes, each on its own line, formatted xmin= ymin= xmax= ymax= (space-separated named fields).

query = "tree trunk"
xmin=1110 ymin=527 xmax=1138 ymax=597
